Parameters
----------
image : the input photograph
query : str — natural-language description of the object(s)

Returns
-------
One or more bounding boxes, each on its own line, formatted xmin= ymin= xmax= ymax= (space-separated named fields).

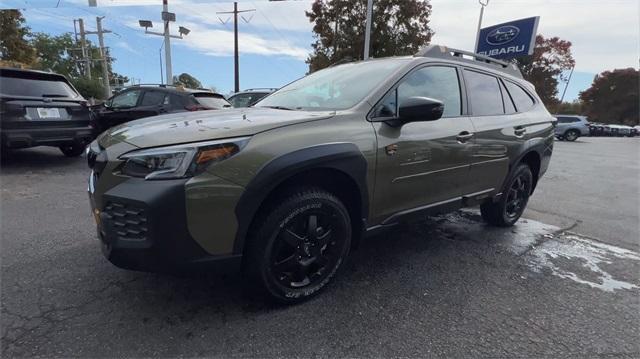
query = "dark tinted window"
xmin=192 ymin=94 xmax=231 ymax=109
xmin=557 ymin=116 xmax=580 ymax=123
xmin=140 ymin=91 xmax=166 ymax=106
xmin=500 ymin=80 xmax=516 ymax=114
xmin=397 ymin=66 xmax=461 ymax=117
xmin=504 ymin=81 xmax=535 ymax=112
xmin=464 ymin=70 xmax=504 ymax=116
xmin=110 ymin=90 xmax=141 ymax=108
xmin=0 ymin=75 xmax=78 ymax=98
xmin=229 ymin=93 xmax=269 ymax=108
xmin=372 ymin=90 xmax=398 ymax=118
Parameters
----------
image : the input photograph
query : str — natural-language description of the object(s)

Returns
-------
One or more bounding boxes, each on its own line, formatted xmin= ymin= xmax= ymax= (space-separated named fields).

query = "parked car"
xmin=553 ymin=114 xmax=590 ymax=141
xmin=608 ymin=124 xmax=634 ymax=137
xmin=87 ymin=45 xmax=554 ymax=303
xmin=227 ymin=88 xmax=277 ymax=108
xmin=0 ymin=68 xmax=94 ymax=156
xmin=91 ymin=84 xmax=231 ymax=134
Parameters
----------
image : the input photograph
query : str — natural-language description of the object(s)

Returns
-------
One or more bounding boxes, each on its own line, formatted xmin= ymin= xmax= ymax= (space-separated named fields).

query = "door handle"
xmin=514 ymin=127 xmax=527 ymax=137
xmin=456 ymin=131 xmax=474 ymax=143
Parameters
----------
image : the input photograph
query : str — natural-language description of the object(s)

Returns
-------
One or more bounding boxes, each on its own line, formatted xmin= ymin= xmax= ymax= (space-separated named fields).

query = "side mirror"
xmin=398 ymin=97 xmax=444 ymax=123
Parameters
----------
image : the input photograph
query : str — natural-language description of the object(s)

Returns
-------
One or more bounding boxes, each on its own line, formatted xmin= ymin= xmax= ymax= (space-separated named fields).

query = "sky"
xmin=1 ymin=0 xmax=638 ymax=101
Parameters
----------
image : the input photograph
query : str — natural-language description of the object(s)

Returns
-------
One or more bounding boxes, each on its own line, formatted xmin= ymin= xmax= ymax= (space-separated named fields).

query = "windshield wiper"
xmin=41 ymin=94 xmax=68 ymax=98
xmin=258 ymin=105 xmax=294 ymax=111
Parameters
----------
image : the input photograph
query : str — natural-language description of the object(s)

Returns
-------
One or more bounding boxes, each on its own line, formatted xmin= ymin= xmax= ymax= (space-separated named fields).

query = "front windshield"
xmin=256 ymin=59 xmax=407 ymax=111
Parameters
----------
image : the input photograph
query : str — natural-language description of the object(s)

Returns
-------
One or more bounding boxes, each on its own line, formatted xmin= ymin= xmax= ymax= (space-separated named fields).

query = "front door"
xmin=371 ymin=65 xmax=475 ymax=223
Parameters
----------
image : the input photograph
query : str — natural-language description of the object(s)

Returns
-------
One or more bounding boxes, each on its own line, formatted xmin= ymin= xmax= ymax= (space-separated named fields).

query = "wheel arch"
xmin=233 ymin=143 xmax=369 ymax=255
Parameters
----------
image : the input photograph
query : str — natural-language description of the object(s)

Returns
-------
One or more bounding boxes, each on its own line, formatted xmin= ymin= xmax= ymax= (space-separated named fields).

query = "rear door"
xmin=372 ymin=65 xmax=476 ymax=221
xmin=464 ymin=69 xmax=537 ymax=194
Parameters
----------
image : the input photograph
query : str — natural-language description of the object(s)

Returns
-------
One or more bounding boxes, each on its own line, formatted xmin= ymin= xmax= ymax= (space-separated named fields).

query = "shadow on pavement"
xmin=0 ymin=147 xmax=84 ymax=172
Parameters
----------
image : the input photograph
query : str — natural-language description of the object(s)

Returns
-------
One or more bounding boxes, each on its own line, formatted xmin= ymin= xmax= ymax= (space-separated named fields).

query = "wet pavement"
xmin=1 ymin=138 xmax=639 ymax=357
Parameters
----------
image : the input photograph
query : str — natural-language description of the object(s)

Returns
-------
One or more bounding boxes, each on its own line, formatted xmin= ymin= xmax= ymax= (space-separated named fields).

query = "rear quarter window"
xmin=504 ymin=81 xmax=535 ymax=112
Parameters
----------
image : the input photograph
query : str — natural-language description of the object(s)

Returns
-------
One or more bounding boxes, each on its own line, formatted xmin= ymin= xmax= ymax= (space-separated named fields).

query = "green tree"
xmin=513 ymin=35 xmax=575 ymax=107
xmin=579 ymin=68 xmax=639 ymax=126
xmin=30 ymin=32 xmax=77 ymax=76
xmin=0 ymin=10 xmax=35 ymax=65
xmin=306 ymin=0 xmax=433 ymax=72
xmin=172 ymin=73 xmax=202 ymax=89
xmin=70 ymin=77 xmax=105 ymax=99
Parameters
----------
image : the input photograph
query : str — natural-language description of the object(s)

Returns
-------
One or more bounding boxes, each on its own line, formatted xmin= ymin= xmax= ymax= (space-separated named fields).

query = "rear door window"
xmin=0 ymin=74 xmax=78 ymax=98
xmin=463 ymin=69 xmax=504 ymax=116
xmin=140 ymin=91 xmax=166 ymax=106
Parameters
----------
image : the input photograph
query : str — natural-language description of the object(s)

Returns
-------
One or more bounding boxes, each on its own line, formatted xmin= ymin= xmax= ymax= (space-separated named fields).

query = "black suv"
xmin=92 ymin=85 xmax=231 ymax=133
xmin=227 ymin=88 xmax=277 ymax=107
xmin=0 ymin=68 xmax=94 ymax=157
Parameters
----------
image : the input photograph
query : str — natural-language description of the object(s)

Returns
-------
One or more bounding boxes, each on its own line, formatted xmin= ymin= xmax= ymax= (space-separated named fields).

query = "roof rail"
xmin=243 ymin=88 xmax=278 ymax=92
xmin=415 ymin=45 xmax=523 ymax=78
xmin=129 ymin=83 xmax=179 ymax=88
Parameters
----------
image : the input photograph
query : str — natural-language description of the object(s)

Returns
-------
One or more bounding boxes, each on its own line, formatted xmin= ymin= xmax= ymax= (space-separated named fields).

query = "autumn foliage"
xmin=514 ymin=35 xmax=575 ymax=107
xmin=580 ymin=68 xmax=639 ymax=126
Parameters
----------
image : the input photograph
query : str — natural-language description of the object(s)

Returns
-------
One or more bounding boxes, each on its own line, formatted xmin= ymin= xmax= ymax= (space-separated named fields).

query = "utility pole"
xmin=78 ymin=19 xmax=91 ymax=79
xmin=474 ymin=0 xmax=489 ymax=52
xmin=217 ymin=2 xmax=255 ymax=93
xmin=560 ymin=65 xmax=575 ymax=103
xmin=138 ymin=0 xmax=190 ymax=86
xmin=363 ymin=0 xmax=373 ymax=60
xmin=162 ymin=0 xmax=173 ymax=85
xmin=90 ymin=17 xmax=112 ymax=97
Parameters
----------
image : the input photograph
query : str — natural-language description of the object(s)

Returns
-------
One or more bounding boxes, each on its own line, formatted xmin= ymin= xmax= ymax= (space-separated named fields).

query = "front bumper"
xmin=89 ymin=176 xmax=241 ymax=273
xmin=1 ymin=126 xmax=94 ymax=149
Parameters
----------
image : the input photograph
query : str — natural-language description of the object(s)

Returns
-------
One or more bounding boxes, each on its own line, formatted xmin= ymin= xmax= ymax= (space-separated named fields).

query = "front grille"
xmin=103 ymin=201 xmax=149 ymax=241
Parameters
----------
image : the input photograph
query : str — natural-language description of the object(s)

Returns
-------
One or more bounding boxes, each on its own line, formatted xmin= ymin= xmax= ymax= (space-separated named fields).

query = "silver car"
xmin=554 ymin=115 xmax=590 ymax=141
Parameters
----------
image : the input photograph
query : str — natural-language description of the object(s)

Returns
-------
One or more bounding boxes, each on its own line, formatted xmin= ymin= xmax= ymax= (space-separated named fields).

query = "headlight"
xmin=118 ymin=137 xmax=249 ymax=180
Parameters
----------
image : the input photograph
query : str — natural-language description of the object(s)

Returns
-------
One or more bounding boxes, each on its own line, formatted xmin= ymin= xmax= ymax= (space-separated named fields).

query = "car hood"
xmin=98 ymin=107 xmax=335 ymax=150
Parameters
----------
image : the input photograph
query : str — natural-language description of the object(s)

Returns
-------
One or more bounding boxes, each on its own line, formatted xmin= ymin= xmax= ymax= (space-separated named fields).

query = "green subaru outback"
xmin=87 ymin=45 xmax=554 ymax=302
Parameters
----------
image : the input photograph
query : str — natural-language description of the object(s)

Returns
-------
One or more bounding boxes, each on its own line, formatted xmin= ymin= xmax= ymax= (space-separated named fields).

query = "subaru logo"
xmin=486 ymin=25 xmax=520 ymax=45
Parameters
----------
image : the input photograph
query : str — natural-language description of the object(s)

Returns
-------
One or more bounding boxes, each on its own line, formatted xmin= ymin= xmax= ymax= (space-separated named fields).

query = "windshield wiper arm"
xmin=258 ymin=105 xmax=294 ymax=111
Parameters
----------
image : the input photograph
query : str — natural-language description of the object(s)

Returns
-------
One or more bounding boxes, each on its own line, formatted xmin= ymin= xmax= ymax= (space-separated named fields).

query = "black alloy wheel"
xmin=245 ymin=188 xmax=351 ymax=303
xmin=481 ymin=163 xmax=533 ymax=227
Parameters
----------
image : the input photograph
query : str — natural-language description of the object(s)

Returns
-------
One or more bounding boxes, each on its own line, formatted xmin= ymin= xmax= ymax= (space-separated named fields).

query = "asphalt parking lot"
xmin=1 ymin=137 xmax=639 ymax=357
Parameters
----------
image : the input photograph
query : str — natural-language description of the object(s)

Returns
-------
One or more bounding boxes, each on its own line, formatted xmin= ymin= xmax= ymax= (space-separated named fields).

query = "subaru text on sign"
xmin=476 ymin=16 xmax=540 ymax=60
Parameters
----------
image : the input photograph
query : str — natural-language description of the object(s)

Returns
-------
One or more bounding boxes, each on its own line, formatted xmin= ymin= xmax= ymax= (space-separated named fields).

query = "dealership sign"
xmin=476 ymin=16 xmax=540 ymax=60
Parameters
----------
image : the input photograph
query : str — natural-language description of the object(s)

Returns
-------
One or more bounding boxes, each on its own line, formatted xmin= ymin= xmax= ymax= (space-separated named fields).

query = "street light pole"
xmin=138 ymin=1 xmax=189 ymax=86
xmin=363 ymin=0 xmax=373 ymax=60
xmin=474 ymin=0 xmax=489 ymax=52
xmin=162 ymin=0 xmax=173 ymax=85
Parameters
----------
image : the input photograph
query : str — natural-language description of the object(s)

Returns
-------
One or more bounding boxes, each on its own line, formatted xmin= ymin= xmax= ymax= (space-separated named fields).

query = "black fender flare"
xmin=233 ymin=143 xmax=369 ymax=254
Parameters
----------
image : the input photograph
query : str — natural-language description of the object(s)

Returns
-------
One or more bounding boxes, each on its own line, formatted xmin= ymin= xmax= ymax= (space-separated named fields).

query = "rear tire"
xmin=244 ymin=187 xmax=351 ymax=304
xmin=481 ymin=164 xmax=533 ymax=227
xmin=59 ymin=144 xmax=85 ymax=157
xmin=564 ymin=129 xmax=579 ymax=141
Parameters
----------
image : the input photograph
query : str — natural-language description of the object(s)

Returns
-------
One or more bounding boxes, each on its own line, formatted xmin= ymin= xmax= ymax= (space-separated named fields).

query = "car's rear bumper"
xmin=89 ymin=175 xmax=242 ymax=274
xmin=1 ymin=126 xmax=94 ymax=149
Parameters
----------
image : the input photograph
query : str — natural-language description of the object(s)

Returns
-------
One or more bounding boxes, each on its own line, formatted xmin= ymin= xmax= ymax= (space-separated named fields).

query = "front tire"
xmin=564 ymin=129 xmax=579 ymax=141
xmin=245 ymin=188 xmax=352 ymax=304
xmin=59 ymin=144 xmax=85 ymax=157
xmin=481 ymin=164 xmax=533 ymax=227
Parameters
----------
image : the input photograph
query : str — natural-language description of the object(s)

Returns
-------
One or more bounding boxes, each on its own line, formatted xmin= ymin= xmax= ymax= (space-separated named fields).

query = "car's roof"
xmin=121 ymin=85 xmax=224 ymax=97
xmin=0 ymin=67 xmax=68 ymax=80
